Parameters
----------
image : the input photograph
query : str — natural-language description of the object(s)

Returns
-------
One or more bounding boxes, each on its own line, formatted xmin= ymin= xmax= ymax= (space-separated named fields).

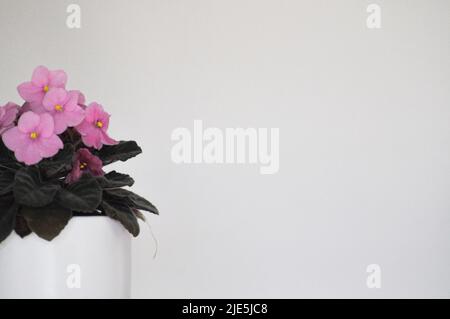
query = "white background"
xmin=0 ymin=0 xmax=449 ymax=298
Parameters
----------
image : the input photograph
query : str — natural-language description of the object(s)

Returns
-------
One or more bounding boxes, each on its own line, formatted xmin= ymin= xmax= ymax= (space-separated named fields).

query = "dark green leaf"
xmin=132 ymin=208 xmax=146 ymax=221
xmin=14 ymin=214 xmax=32 ymax=238
xmin=105 ymin=188 xmax=159 ymax=215
xmin=96 ymin=171 xmax=134 ymax=189
xmin=101 ymin=199 xmax=140 ymax=236
xmin=97 ymin=141 xmax=142 ymax=165
xmin=39 ymin=144 xmax=75 ymax=177
xmin=0 ymin=195 xmax=17 ymax=243
xmin=13 ymin=167 xmax=60 ymax=207
xmin=57 ymin=174 xmax=102 ymax=212
xmin=0 ymin=140 xmax=15 ymax=164
xmin=0 ymin=140 xmax=21 ymax=171
xmin=0 ymin=170 xmax=15 ymax=195
xmin=21 ymin=203 xmax=72 ymax=241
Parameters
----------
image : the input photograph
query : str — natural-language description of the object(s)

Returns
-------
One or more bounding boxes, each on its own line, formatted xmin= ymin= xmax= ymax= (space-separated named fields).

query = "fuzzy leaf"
xmin=13 ymin=167 xmax=60 ymax=207
xmin=0 ymin=141 xmax=20 ymax=171
xmin=105 ymin=188 xmax=159 ymax=215
xmin=97 ymin=141 xmax=142 ymax=165
xmin=21 ymin=203 xmax=72 ymax=241
xmin=0 ymin=140 xmax=16 ymax=164
xmin=101 ymin=199 xmax=140 ymax=236
xmin=14 ymin=214 xmax=32 ymax=238
xmin=0 ymin=195 xmax=17 ymax=243
xmin=40 ymin=144 xmax=75 ymax=177
xmin=0 ymin=170 xmax=15 ymax=195
xmin=132 ymin=208 xmax=146 ymax=221
xmin=96 ymin=171 xmax=134 ymax=189
xmin=57 ymin=174 xmax=102 ymax=212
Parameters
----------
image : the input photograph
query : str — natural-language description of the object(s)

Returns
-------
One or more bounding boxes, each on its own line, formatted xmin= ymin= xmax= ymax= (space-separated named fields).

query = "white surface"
xmin=0 ymin=216 xmax=131 ymax=299
xmin=0 ymin=0 xmax=449 ymax=298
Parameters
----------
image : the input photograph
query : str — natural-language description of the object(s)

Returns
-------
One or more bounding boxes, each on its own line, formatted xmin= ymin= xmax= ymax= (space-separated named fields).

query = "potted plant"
xmin=0 ymin=66 xmax=159 ymax=298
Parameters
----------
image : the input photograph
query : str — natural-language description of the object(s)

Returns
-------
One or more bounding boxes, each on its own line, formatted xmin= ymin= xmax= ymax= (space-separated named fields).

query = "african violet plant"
xmin=0 ymin=66 xmax=158 ymax=243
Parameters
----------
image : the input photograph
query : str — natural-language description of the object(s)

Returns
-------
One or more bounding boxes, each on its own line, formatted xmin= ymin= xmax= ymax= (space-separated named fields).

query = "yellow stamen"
xmin=43 ymin=85 xmax=49 ymax=92
xmin=96 ymin=121 xmax=103 ymax=128
xmin=80 ymin=162 xmax=87 ymax=169
xmin=30 ymin=132 xmax=38 ymax=139
xmin=54 ymin=104 xmax=63 ymax=111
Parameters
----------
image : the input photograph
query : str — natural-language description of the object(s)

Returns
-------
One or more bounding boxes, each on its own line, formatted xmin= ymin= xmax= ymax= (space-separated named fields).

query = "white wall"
xmin=0 ymin=0 xmax=449 ymax=298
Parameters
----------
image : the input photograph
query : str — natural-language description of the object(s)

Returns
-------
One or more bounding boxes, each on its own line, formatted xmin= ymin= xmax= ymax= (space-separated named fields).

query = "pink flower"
xmin=17 ymin=66 xmax=67 ymax=104
xmin=2 ymin=111 xmax=63 ymax=165
xmin=20 ymin=102 xmax=46 ymax=115
xmin=42 ymin=88 xmax=85 ymax=134
xmin=0 ymin=102 xmax=19 ymax=134
xmin=70 ymin=90 xmax=87 ymax=108
xmin=21 ymin=93 xmax=82 ymax=116
xmin=75 ymin=102 xmax=117 ymax=149
xmin=66 ymin=148 xmax=104 ymax=183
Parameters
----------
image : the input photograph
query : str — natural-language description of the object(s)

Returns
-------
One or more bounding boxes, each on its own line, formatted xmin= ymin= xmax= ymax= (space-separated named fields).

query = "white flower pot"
xmin=0 ymin=216 xmax=131 ymax=299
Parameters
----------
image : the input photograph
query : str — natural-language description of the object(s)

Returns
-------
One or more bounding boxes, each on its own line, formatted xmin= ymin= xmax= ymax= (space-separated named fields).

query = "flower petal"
xmin=42 ymin=88 xmax=67 ymax=111
xmin=15 ymin=142 xmax=43 ymax=165
xmin=52 ymin=113 xmax=67 ymax=134
xmin=98 ymin=112 xmax=110 ymax=130
xmin=28 ymin=102 xmax=47 ymax=114
xmin=0 ymin=126 xmax=13 ymax=135
xmin=81 ymin=129 xmax=102 ymax=149
xmin=63 ymin=91 xmax=79 ymax=111
xmin=36 ymin=113 xmax=55 ymax=138
xmin=66 ymin=161 xmax=82 ymax=183
xmin=100 ymin=131 xmax=118 ymax=146
xmin=2 ymin=127 xmax=28 ymax=151
xmin=17 ymin=111 xmax=40 ymax=133
xmin=75 ymin=119 xmax=95 ymax=136
xmin=31 ymin=66 xmax=50 ymax=87
xmin=37 ymin=134 xmax=63 ymax=158
xmin=65 ymin=107 xmax=85 ymax=127
xmin=48 ymin=69 xmax=67 ymax=88
xmin=0 ymin=102 xmax=19 ymax=127
xmin=70 ymin=90 xmax=86 ymax=106
xmin=17 ymin=82 xmax=44 ymax=103
xmin=84 ymin=102 xmax=104 ymax=123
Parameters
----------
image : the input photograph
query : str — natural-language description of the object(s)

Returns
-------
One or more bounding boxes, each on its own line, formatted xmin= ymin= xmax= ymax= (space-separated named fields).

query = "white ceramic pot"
xmin=0 ymin=216 xmax=131 ymax=299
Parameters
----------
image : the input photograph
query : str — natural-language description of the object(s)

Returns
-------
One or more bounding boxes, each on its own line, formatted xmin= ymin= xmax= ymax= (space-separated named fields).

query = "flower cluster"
xmin=0 ymin=66 xmax=158 ymax=243
xmin=2 ymin=66 xmax=117 ymax=167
